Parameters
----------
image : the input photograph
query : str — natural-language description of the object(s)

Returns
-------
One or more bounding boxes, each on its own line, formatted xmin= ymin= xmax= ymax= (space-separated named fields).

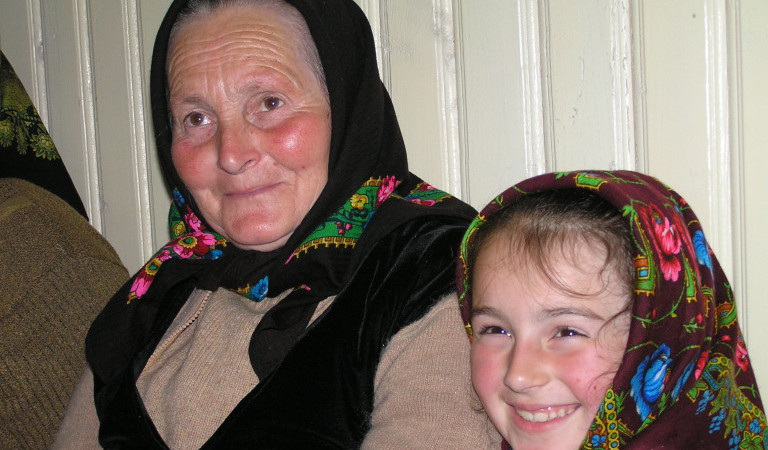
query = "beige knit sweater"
xmin=54 ymin=288 xmax=501 ymax=449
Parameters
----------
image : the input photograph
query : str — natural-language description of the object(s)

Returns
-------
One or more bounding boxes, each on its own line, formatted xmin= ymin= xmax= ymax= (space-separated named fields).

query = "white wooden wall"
xmin=1 ymin=0 xmax=766 ymax=389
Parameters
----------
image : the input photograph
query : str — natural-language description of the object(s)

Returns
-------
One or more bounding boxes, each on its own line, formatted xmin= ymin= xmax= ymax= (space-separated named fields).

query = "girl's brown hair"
xmin=467 ymin=188 xmax=634 ymax=301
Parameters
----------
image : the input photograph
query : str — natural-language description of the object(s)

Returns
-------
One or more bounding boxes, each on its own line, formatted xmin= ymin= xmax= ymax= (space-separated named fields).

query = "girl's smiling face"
xmin=470 ymin=236 xmax=630 ymax=450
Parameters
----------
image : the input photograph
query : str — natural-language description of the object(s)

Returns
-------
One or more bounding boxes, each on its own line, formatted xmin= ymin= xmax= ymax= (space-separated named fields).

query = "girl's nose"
xmin=504 ymin=343 xmax=550 ymax=392
xmin=217 ymin=120 xmax=262 ymax=174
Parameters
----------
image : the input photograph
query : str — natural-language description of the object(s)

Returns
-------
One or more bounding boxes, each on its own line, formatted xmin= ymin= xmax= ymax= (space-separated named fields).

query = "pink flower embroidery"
xmin=418 ymin=183 xmax=436 ymax=192
xmin=185 ymin=213 xmax=203 ymax=232
xmin=735 ymin=337 xmax=749 ymax=371
xmin=694 ymin=350 xmax=709 ymax=379
xmin=172 ymin=232 xmax=217 ymax=258
xmin=336 ymin=221 xmax=352 ymax=235
xmin=408 ymin=198 xmax=436 ymax=206
xmin=129 ymin=272 xmax=153 ymax=300
xmin=641 ymin=204 xmax=682 ymax=281
xmin=376 ymin=176 xmax=397 ymax=206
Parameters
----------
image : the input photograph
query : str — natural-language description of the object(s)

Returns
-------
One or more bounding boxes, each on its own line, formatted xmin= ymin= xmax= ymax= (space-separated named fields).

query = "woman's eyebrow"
xmin=232 ymin=78 xmax=265 ymax=96
xmin=169 ymin=94 xmax=207 ymax=108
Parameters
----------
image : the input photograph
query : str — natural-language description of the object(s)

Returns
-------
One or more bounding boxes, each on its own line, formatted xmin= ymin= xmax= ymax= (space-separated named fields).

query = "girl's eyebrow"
xmin=470 ymin=305 xmax=607 ymax=321
xmin=470 ymin=306 xmax=503 ymax=320
xmin=540 ymin=307 xmax=605 ymax=321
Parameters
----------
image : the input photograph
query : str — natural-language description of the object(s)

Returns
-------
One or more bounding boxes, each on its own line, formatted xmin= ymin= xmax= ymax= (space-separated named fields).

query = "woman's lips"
xmin=514 ymin=405 xmax=578 ymax=423
xmin=226 ymin=182 xmax=280 ymax=198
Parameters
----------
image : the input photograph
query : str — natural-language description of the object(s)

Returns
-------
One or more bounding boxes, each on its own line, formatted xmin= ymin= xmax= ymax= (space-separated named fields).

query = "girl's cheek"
xmin=470 ymin=344 xmax=504 ymax=391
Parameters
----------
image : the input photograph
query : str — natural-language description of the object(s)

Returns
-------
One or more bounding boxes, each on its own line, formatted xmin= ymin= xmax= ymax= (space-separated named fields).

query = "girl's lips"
xmin=513 ymin=404 xmax=578 ymax=423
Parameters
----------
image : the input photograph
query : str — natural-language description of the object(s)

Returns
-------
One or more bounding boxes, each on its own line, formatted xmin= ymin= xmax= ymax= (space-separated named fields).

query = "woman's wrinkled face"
xmin=168 ymin=4 xmax=331 ymax=252
xmin=470 ymin=237 xmax=630 ymax=450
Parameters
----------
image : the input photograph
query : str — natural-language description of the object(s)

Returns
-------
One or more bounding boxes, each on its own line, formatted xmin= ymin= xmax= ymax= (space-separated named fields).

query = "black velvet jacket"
xmin=94 ymin=219 xmax=465 ymax=449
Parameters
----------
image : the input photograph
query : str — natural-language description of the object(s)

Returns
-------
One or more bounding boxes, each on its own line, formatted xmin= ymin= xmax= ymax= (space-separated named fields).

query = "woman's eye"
xmin=555 ymin=327 xmax=585 ymax=338
xmin=262 ymin=96 xmax=284 ymax=111
xmin=183 ymin=112 xmax=210 ymax=127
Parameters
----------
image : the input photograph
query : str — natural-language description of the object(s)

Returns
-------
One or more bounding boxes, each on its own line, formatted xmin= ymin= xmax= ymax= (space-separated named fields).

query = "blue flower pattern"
xmin=590 ymin=434 xmax=607 ymax=446
xmin=710 ymin=409 xmax=726 ymax=434
xmin=697 ymin=389 xmax=714 ymax=415
xmin=630 ymin=344 xmax=672 ymax=421
xmin=671 ymin=361 xmax=694 ymax=401
xmin=172 ymin=188 xmax=185 ymax=207
xmin=728 ymin=428 xmax=741 ymax=449
xmin=249 ymin=276 xmax=269 ymax=302
xmin=205 ymin=249 xmax=223 ymax=260
xmin=693 ymin=230 xmax=713 ymax=272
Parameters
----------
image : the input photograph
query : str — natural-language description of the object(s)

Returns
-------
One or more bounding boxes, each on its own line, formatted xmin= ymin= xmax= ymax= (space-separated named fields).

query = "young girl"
xmin=457 ymin=170 xmax=766 ymax=449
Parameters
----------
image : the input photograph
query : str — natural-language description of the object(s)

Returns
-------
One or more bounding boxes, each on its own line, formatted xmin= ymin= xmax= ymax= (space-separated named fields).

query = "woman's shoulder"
xmin=342 ymin=214 xmax=468 ymax=328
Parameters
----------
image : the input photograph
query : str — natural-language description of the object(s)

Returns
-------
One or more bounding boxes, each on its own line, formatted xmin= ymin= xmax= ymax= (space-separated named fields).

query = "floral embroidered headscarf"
xmin=457 ymin=170 xmax=766 ymax=448
xmin=0 ymin=51 xmax=87 ymax=218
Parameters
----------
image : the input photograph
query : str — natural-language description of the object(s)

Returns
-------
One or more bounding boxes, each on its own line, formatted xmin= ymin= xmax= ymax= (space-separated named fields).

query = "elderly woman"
xmin=54 ymin=0 xmax=499 ymax=448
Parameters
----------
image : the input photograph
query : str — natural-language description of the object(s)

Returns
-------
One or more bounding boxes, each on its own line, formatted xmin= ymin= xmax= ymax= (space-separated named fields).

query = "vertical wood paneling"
xmin=123 ymin=0 xmax=155 ymax=265
xmin=450 ymin=0 xmax=470 ymax=200
xmin=641 ymin=1 xmax=714 ymax=249
xmin=37 ymin=0 xmax=101 ymax=229
xmin=631 ymin=0 xmax=650 ymax=172
xmin=725 ymin=0 xmax=746 ymax=334
xmin=26 ymin=0 xmax=48 ymax=126
xmin=139 ymin=0 xmax=174 ymax=255
xmin=87 ymin=0 xmax=154 ymax=270
xmin=739 ymin=0 xmax=768 ymax=385
xmin=703 ymin=0 xmax=735 ymax=284
xmin=538 ymin=0 xmax=556 ymax=172
xmin=547 ymin=0 xmax=618 ymax=169
xmin=384 ymin=1 xmax=448 ymax=190
xmin=610 ymin=0 xmax=637 ymax=169
xmin=0 ymin=1 xmax=46 ymax=122
xmin=433 ymin=0 xmax=463 ymax=198
xmin=518 ymin=0 xmax=548 ymax=176
xmin=76 ymin=0 xmax=101 ymax=231
xmin=456 ymin=0 xmax=529 ymax=207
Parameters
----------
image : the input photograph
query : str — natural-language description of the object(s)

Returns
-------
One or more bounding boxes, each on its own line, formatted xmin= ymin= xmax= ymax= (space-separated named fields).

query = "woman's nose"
xmin=217 ymin=121 xmax=262 ymax=174
xmin=503 ymin=343 xmax=550 ymax=392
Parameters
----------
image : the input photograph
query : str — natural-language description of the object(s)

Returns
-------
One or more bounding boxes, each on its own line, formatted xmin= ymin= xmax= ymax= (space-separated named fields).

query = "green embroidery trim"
xmin=290 ymin=177 xmax=381 ymax=260
xmin=289 ymin=177 xmax=453 ymax=261
xmin=687 ymin=356 xmax=767 ymax=446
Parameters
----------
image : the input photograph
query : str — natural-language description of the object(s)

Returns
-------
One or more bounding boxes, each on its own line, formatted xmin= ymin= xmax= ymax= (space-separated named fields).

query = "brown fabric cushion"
xmin=0 ymin=178 xmax=128 ymax=448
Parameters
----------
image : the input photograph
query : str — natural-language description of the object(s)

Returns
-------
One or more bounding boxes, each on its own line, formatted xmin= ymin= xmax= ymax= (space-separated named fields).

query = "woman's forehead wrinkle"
xmin=169 ymin=29 xmax=306 ymax=98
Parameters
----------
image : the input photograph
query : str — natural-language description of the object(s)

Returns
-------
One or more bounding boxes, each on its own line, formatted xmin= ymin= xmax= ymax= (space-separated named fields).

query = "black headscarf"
xmin=87 ymin=0 xmax=475 ymax=384
xmin=0 ymin=52 xmax=88 ymax=218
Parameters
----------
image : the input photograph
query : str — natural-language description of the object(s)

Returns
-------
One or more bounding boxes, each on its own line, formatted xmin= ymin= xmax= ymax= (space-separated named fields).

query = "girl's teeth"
xmin=516 ymin=406 xmax=576 ymax=423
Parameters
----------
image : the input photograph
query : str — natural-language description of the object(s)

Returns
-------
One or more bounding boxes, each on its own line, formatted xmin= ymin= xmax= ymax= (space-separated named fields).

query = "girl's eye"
xmin=555 ymin=327 xmax=585 ymax=338
xmin=183 ymin=112 xmax=210 ymax=127
xmin=478 ymin=326 xmax=511 ymax=337
xmin=262 ymin=96 xmax=284 ymax=111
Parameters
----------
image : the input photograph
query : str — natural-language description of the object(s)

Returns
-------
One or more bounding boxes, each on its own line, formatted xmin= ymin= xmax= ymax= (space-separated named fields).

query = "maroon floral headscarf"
xmin=457 ymin=170 xmax=766 ymax=448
